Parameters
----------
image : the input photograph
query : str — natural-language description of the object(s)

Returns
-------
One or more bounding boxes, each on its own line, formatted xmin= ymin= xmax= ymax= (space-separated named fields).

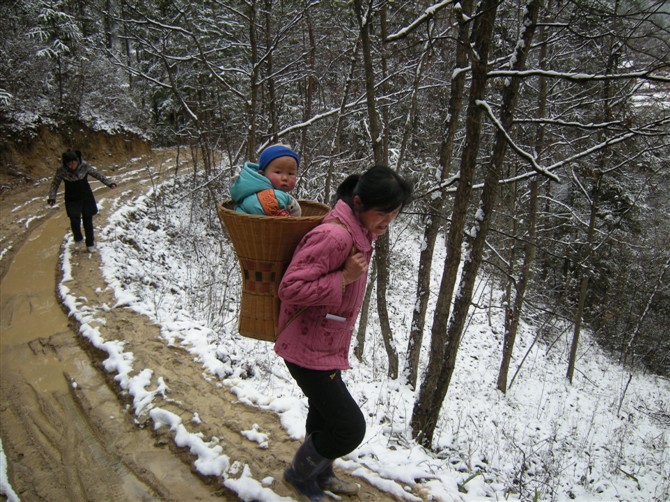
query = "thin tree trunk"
xmin=264 ymin=0 xmax=278 ymax=139
xmin=325 ymin=37 xmax=360 ymax=203
xmin=376 ymin=4 xmax=397 ymax=378
xmin=499 ymin=171 xmax=519 ymax=391
xmin=395 ymin=38 xmax=430 ymax=172
xmin=121 ymin=3 xmax=133 ymax=89
xmin=411 ymin=0 xmax=500 ymax=446
xmin=375 ymin=237 xmax=399 ymax=378
xmin=354 ymin=262 xmax=377 ymax=361
xmin=567 ymin=176 xmax=600 ymax=383
xmin=413 ymin=0 xmax=540 ymax=447
xmin=354 ymin=0 xmax=383 ymax=164
xmin=246 ymin=1 xmax=259 ymax=159
xmin=567 ymin=25 xmax=619 ymax=382
xmin=104 ymin=0 xmax=113 ymax=50
xmin=497 ymin=1 xmax=550 ymax=392
xmin=404 ymin=0 xmax=473 ymax=389
xmin=353 ymin=0 xmax=398 ymax=377
xmin=497 ymin=178 xmax=538 ymax=392
xmin=300 ymin=8 xmax=316 ymax=163
xmin=379 ymin=6 xmax=390 ymax=162
xmin=58 ymin=55 xmax=64 ymax=108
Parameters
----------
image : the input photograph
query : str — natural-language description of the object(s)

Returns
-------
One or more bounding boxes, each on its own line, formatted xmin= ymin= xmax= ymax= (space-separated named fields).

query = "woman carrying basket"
xmin=275 ymin=165 xmax=413 ymax=501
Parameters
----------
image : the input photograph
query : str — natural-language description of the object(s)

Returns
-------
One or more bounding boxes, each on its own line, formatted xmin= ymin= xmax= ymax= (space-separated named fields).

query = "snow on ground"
xmin=0 ymin=439 xmax=20 ymax=502
xmin=2 ymin=164 xmax=669 ymax=501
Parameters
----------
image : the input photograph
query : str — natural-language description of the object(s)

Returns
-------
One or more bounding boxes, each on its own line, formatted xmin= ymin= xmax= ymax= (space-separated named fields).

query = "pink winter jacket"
xmin=274 ymin=200 xmax=375 ymax=370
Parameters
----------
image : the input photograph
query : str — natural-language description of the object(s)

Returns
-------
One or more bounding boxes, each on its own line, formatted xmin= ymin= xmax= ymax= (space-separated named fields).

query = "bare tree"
xmin=404 ymin=0 xmax=474 ymax=389
xmin=353 ymin=0 xmax=399 ymax=378
xmin=411 ymin=0 xmax=503 ymax=447
xmin=497 ymin=0 xmax=554 ymax=393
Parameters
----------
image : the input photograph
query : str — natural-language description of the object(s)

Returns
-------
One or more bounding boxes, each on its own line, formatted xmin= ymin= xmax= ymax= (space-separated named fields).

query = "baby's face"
xmin=263 ymin=156 xmax=298 ymax=192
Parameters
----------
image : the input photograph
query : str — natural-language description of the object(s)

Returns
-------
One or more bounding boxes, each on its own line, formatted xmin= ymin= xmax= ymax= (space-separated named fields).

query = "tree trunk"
xmin=395 ymin=38 xmax=430 ymax=172
xmin=411 ymin=0 xmax=500 ymax=446
xmin=246 ymin=1 xmax=259 ymax=160
xmin=263 ymin=0 xmax=278 ymax=139
xmin=497 ymin=178 xmax=538 ymax=392
xmin=412 ymin=0 xmax=540 ymax=447
xmin=353 ymin=0 xmax=398 ymax=376
xmin=567 ymin=176 xmax=600 ymax=383
xmin=300 ymin=8 xmax=316 ymax=164
xmin=375 ymin=236 xmax=399 ymax=378
xmin=404 ymin=0 xmax=473 ymax=389
xmin=354 ymin=262 xmax=377 ymax=362
xmin=325 ymin=37 xmax=360 ymax=204
xmin=567 ymin=26 xmax=619 ymax=383
xmin=354 ymin=0 xmax=383 ymax=164
xmin=497 ymin=1 xmax=549 ymax=392
xmin=104 ymin=0 xmax=113 ymax=50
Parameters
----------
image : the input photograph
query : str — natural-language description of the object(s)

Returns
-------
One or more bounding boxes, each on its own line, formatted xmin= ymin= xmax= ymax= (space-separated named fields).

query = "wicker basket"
xmin=217 ymin=199 xmax=330 ymax=341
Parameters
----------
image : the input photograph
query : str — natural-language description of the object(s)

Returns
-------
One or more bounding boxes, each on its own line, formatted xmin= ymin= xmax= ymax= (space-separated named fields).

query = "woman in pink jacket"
xmin=275 ymin=165 xmax=412 ymax=501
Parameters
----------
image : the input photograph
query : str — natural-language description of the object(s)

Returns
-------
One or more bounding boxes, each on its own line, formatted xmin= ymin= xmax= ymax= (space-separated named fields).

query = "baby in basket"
xmin=231 ymin=144 xmax=302 ymax=217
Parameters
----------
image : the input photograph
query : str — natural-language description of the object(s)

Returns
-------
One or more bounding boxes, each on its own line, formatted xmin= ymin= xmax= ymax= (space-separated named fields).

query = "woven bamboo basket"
xmin=217 ymin=199 xmax=330 ymax=341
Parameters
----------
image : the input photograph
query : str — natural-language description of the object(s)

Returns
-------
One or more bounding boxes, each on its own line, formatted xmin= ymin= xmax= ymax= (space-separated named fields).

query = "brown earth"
xmin=0 ymin=131 xmax=415 ymax=501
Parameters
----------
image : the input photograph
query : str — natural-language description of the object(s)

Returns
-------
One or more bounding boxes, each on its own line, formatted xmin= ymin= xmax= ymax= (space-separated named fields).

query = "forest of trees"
xmin=1 ymin=0 xmax=668 ymax=448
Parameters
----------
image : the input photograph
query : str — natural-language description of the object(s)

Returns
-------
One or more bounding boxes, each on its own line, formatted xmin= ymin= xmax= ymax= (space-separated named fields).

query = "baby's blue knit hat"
xmin=258 ymin=145 xmax=300 ymax=172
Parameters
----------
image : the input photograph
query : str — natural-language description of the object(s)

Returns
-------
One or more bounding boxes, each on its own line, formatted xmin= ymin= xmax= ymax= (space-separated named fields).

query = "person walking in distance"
xmin=275 ymin=165 xmax=413 ymax=500
xmin=47 ymin=150 xmax=117 ymax=253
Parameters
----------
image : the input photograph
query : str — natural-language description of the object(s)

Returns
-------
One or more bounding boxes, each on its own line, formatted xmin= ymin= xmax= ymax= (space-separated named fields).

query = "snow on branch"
xmin=476 ymin=99 xmax=561 ymax=182
xmin=386 ymin=0 xmax=455 ymax=42
xmin=412 ymin=172 xmax=461 ymax=203
xmin=466 ymin=116 xmax=670 ymax=190
xmin=420 ymin=113 xmax=668 ymax=198
xmin=261 ymin=94 xmax=370 ymax=148
xmin=544 ymin=117 xmax=670 ymax=172
xmin=488 ymin=69 xmax=670 ymax=84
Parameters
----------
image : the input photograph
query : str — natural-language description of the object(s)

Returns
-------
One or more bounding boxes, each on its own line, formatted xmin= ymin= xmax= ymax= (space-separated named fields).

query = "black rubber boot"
xmin=317 ymin=462 xmax=359 ymax=495
xmin=284 ymin=435 xmax=330 ymax=501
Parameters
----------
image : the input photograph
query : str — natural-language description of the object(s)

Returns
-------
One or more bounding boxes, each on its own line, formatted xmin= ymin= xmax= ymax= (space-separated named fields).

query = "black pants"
xmin=70 ymin=214 xmax=94 ymax=247
xmin=285 ymin=361 xmax=366 ymax=460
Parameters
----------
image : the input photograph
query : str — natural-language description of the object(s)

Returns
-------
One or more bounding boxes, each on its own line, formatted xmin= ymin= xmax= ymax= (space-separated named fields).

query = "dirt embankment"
xmin=0 ymin=123 xmax=151 ymax=191
xmin=1 ymin=130 xmax=403 ymax=501
xmin=0 ymin=125 xmax=150 ymax=281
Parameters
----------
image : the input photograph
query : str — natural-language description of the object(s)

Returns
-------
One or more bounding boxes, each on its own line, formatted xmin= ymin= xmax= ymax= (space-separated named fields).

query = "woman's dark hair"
xmin=335 ymin=165 xmax=413 ymax=213
xmin=62 ymin=150 xmax=82 ymax=165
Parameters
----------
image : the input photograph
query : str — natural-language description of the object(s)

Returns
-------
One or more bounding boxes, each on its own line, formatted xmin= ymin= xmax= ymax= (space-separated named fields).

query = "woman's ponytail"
xmin=335 ymin=165 xmax=412 ymax=213
xmin=333 ymin=174 xmax=361 ymax=207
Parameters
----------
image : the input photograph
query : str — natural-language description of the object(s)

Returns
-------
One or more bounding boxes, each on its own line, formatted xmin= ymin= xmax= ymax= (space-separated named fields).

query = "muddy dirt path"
xmin=1 ymin=153 xmax=226 ymax=500
xmin=1 ymin=209 xmax=217 ymax=501
xmin=0 ymin=152 xmax=403 ymax=501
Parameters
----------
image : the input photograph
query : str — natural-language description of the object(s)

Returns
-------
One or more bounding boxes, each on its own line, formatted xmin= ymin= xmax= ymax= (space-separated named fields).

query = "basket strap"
xmin=326 ymin=221 xmax=357 ymax=256
xmin=280 ymin=306 xmax=308 ymax=335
